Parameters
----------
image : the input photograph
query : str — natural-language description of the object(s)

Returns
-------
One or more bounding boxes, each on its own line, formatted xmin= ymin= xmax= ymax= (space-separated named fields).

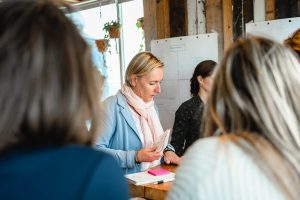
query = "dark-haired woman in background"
xmin=169 ymin=60 xmax=216 ymax=157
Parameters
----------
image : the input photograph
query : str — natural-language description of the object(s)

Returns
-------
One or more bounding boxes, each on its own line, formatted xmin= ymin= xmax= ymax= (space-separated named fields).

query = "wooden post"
xmin=232 ymin=0 xmax=253 ymax=39
xmin=276 ymin=0 xmax=299 ymax=18
xmin=265 ymin=0 xmax=275 ymax=20
xmin=222 ymin=0 xmax=233 ymax=51
xmin=187 ymin=0 xmax=206 ymax=35
xmin=143 ymin=0 xmax=157 ymax=51
xmin=206 ymin=0 xmax=224 ymax=59
xmin=169 ymin=0 xmax=187 ymax=37
xmin=156 ymin=0 xmax=170 ymax=39
xmin=143 ymin=0 xmax=170 ymax=50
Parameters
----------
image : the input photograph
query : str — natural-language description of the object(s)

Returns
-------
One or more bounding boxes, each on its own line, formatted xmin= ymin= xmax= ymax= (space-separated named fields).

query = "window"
xmin=69 ymin=0 xmax=144 ymax=100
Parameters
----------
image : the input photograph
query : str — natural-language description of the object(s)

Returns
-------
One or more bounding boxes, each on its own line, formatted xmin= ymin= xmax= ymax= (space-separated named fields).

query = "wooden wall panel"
xmin=206 ymin=0 xmax=224 ymax=58
xmin=243 ymin=0 xmax=253 ymax=24
xmin=143 ymin=0 xmax=171 ymax=50
xmin=187 ymin=0 xmax=206 ymax=35
xmin=143 ymin=0 xmax=157 ymax=50
xmin=299 ymin=0 xmax=300 ymax=16
xmin=156 ymin=0 xmax=170 ymax=39
xmin=232 ymin=0 xmax=253 ymax=39
xmin=223 ymin=0 xmax=233 ymax=51
xmin=232 ymin=0 xmax=242 ymax=39
xmin=144 ymin=0 xmax=294 ymax=55
xmin=169 ymin=0 xmax=187 ymax=37
xmin=266 ymin=0 xmax=276 ymax=20
xmin=276 ymin=0 xmax=299 ymax=18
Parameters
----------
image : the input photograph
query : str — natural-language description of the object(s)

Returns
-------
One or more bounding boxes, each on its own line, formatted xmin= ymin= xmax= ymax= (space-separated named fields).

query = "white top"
xmin=167 ymin=136 xmax=286 ymax=200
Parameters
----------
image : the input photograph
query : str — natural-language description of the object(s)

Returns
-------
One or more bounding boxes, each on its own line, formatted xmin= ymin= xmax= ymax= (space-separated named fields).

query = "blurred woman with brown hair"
xmin=0 ymin=1 xmax=129 ymax=199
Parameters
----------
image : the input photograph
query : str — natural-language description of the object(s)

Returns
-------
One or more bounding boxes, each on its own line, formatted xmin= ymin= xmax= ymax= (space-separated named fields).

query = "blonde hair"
xmin=125 ymin=52 xmax=163 ymax=87
xmin=284 ymin=28 xmax=300 ymax=57
xmin=204 ymin=36 xmax=300 ymax=199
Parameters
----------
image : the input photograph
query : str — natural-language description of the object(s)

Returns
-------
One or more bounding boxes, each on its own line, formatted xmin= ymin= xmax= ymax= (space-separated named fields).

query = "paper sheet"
xmin=153 ymin=129 xmax=170 ymax=153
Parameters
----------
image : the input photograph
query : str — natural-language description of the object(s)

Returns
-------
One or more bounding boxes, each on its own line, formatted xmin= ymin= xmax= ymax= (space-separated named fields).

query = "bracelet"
xmin=163 ymin=144 xmax=175 ymax=153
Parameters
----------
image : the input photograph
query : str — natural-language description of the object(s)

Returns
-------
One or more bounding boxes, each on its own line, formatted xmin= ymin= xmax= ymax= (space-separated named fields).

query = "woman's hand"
xmin=163 ymin=151 xmax=182 ymax=165
xmin=136 ymin=147 xmax=161 ymax=163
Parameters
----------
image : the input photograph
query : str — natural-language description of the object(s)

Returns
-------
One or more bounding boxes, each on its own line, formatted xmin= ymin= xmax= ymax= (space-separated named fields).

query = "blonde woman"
xmin=167 ymin=36 xmax=300 ymax=200
xmin=96 ymin=52 xmax=180 ymax=174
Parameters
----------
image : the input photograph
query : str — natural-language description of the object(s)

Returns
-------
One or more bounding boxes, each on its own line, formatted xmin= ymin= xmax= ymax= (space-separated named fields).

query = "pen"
xmin=152 ymin=178 xmax=174 ymax=184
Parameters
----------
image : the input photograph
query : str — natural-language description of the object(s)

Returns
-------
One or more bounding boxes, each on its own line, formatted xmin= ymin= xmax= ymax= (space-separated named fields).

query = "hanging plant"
xmin=136 ymin=17 xmax=145 ymax=52
xmin=103 ymin=20 xmax=121 ymax=39
xmin=136 ymin=17 xmax=144 ymax=29
xmin=102 ymin=20 xmax=121 ymax=53
xmin=95 ymin=39 xmax=109 ymax=53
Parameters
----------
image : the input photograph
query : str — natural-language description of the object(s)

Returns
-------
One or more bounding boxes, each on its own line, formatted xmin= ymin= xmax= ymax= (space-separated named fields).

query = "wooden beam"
xmin=276 ymin=0 xmax=299 ymax=18
xmin=187 ymin=0 xmax=206 ymax=35
xmin=143 ymin=0 xmax=157 ymax=51
xmin=232 ymin=0 xmax=253 ymax=39
xmin=243 ymin=0 xmax=253 ymax=24
xmin=299 ymin=0 xmax=300 ymax=16
xmin=222 ymin=0 xmax=233 ymax=51
xmin=206 ymin=0 xmax=224 ymax=59
xmin=156 ymin=0 xmax=170 ymax=39
xmin=298 ymin=1 xmax=300 ymax=16
xmin=266 ymin=0 xmax=275 ymax=20
xmin=143 ymin=0 xmax=171 ymax=50
xmin=169 ymin=0 xmax=187 ymax=37
xmin=232 ymin=0 xmax=243 ymax=39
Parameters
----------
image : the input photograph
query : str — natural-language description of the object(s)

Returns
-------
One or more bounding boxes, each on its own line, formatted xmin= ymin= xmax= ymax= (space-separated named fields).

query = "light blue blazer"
xmin=96 ymin=91 xmax=150 ymax=174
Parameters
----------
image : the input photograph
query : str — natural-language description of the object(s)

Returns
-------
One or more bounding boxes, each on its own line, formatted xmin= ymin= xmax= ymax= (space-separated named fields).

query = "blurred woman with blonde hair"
xmin=285 ymin=28 xmax=300 ymax=58
xmin=168 ymin=36 xmax=300 ymax=200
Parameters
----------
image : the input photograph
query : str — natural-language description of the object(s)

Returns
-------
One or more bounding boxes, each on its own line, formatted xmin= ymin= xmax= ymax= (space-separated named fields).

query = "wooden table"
xmin=129 ymin=164 xmax=177 ymax=200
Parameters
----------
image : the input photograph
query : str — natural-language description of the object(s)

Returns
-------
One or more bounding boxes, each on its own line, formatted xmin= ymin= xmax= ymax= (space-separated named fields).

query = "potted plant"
xmin=136 ymin=17 xmax=145 ymax=52
xmin=103 ymin=20 xmax=121 ymax=39
xmin=95 ymin=39 xmax=109 ymax=53
xmin=136 ymin=17 xmax=144 ymax=30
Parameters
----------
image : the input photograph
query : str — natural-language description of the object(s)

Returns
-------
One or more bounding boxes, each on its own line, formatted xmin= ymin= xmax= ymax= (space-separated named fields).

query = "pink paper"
xmin=147 ymin=168 xmax=170 ymax=176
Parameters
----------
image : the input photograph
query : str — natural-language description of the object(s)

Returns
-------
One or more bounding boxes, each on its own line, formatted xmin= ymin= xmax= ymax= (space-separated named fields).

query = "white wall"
xmin=151 ymin=33 xmax=218 ymax=130
xmin=246 ymin=17 xmax=300 ymax=43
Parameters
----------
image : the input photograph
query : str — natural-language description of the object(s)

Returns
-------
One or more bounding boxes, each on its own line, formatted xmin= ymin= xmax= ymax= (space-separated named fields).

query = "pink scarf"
xmin=122 ymin=85 xmax=163 ymax=170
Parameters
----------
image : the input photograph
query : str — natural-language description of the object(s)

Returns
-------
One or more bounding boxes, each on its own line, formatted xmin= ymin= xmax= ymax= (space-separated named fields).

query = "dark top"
xmin=0 ymin=145 xmax=129 ymax=200
xmin=170 ymin=96 xmax=204 ymax=156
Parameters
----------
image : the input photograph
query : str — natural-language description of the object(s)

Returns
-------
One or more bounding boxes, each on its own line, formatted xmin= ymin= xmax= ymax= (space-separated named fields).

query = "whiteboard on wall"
xmin=246 ymin=17 xmax=300 ymax=43
xmin=151 ymin=33 xmax=218 ymax=130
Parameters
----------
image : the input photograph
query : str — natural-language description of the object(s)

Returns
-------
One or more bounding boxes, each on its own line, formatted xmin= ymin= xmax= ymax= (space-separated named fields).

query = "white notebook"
xmin=125 ymin=170 xmax=175 ymax=186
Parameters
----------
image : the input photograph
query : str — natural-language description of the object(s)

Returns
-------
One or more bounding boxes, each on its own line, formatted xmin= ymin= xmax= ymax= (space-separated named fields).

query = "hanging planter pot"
xmin=95 ymin=39 xmax=109 ymax=53
xmin=103 ymin=20 xmax=121 ymax=39
xmin=108 ymin=26 xmax=120 ymax=38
